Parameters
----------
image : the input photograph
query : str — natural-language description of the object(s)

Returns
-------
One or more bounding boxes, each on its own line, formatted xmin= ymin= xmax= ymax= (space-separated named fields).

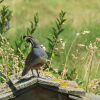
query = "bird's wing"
xmin=32 ymin=47 xmax=48 ymax=59
xmin=22 ymin=52 xmax=34 ymax=76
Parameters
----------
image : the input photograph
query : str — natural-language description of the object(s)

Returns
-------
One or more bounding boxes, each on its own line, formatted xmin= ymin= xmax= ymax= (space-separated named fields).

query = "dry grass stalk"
xmin=85 ymin=42 xmax=97 ymax=92
xmin=61 ymin=33 xmax=80 ymax=78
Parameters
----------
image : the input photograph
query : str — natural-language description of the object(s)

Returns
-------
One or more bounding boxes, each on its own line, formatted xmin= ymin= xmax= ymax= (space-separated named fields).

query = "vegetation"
xmin=0 ymin=0 xmax=100 ymax=94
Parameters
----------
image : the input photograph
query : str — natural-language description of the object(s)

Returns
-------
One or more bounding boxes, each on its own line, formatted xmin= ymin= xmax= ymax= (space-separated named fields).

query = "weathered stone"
xmin=0 ymin=71 xmax=92 ymax=100
xmin=38 ymin=78 xmax=59 ymax=87
xmin=59 ymin=87 xmax=85 ymax=96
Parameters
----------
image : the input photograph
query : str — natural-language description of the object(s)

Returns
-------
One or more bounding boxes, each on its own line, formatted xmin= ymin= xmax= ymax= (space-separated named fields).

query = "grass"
xmin=0 ymin=0 xmax=100 ymax=94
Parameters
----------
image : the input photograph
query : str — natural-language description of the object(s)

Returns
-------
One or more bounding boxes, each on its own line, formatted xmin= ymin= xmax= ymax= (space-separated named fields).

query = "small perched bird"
xmin=22 ymin=36 xmax=48 ymax=77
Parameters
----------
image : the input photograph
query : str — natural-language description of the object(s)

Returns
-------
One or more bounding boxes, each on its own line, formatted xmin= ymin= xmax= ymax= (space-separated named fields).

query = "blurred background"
xmin=1 ymin=0 xmax=100 ymax=39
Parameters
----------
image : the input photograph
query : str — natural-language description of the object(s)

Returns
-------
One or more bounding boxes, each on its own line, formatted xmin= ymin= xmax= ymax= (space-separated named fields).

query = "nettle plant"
xmin=45 ymin=11 xmax=66 ymax=73
xmin=47 ymin=11 xmax=66 ymax=59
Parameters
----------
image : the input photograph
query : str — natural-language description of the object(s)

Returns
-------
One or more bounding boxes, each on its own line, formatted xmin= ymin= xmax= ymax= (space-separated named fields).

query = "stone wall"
xmin=0 ymin=72 xmax=100 ymax=100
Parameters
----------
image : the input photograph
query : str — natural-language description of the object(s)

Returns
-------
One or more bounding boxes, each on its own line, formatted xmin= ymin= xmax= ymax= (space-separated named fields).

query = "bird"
xmin=22 ymin=36 xmax=48 ymax=77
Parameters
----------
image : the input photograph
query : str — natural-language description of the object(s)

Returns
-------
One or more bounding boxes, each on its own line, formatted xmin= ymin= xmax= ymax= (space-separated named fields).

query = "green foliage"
xmin=47 ymin=11 xmax=66 ymax=59
xmin=0 ymin=34 xmax=23 ymax=82
xmin=26 ymin=13 xmax=39 ymax=36
xmin=43 ymin=11 xmax=67 ymax=74
xmin=14 ymin=35 xmax=25 ymax=58
xmin=0 ymin=6 xmax=12 ymax=34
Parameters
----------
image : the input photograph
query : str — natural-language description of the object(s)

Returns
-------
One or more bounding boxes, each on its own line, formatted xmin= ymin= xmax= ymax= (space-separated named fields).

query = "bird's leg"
xmin=31 ymin=69 xmax=34 ymax=77
xmin=36 ymin=69 xmax=39 ymax=77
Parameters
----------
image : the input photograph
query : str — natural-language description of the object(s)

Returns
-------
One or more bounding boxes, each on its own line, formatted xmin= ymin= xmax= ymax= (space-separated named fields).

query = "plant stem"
xmin=61 ymin=34 xmax=79 ymax=78
xmin=86 ymin=49 xmax=95 ymax=92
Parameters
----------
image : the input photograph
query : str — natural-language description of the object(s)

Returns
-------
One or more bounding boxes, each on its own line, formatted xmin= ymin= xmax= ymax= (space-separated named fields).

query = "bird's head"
xmin=23 ymin=35 xmax=33 ymax=43
xmin=23 ymin=36 xmax=40 ymax=47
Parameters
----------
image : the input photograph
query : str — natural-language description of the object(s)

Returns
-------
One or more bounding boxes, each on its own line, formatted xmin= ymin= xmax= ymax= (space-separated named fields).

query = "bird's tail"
xmin=22 ymin=66 xmax=30 ymax=76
